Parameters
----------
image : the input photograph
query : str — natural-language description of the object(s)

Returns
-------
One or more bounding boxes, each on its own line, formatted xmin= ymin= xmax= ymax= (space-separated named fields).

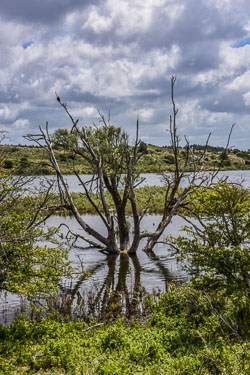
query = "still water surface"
xmin=29 ymin=170 xmax=250 ymax=192
xmin=0 ymin=214 xmax=187 ymax=325
xmin=1 ymin=170 xmax=249 ymax=324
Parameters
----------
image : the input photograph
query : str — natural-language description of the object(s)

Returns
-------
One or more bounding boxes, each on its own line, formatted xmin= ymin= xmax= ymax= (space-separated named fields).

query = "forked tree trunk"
xmin=103 ymin=176 xmax=130 ymax=251
xmin=24 ymin=76 xmax=223 ymax=257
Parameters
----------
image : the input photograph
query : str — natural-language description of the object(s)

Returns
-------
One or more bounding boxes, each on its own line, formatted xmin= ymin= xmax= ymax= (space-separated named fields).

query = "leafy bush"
xmin=3 ymin=159 xmax=14 ymax=169
xmin=58 ymin=153 xmax=68 ymax=162
xmin=138 ymin=141 xmax=148 ymax=153
xmin=19 ymin=156 xmax=30 ymax=168
xmin=0 ymin=173 xmax=70 ymax=300
xmin=168 ymin=183 xmax=250 ymax=295
xmin=164 ymin=154 xmax=175 ymax=163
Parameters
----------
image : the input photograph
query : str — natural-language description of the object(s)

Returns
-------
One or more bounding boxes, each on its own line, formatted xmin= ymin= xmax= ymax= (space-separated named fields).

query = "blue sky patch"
xmin=233 ymin=37 xmax=250 ymax=48
xmin=22 ymin=41 xmax=33 ymax=49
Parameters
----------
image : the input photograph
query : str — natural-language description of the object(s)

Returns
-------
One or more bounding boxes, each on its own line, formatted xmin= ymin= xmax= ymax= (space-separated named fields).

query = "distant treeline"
xmin=1 ymin=142 xmax=249 ymax=152
xmin=162 ymin=143 xmax=249 ymax=153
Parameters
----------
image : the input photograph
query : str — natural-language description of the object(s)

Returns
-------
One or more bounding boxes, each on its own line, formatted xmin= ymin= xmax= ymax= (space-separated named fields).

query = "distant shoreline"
xmin=1 ymin=144 xmax=249 ymax=175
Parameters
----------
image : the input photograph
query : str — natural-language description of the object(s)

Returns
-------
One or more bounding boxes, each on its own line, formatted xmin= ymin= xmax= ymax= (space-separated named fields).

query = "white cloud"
xmin=0 ymin=0 xmax=249 ymax=148
xmin=71 ymin=106 xmax=98 ymax=118
xmin=0 ymin=18 xmax=27 ymax=48
xmin=82 ymin=8 xmax=113 ymax=33
xmin=177 ymin=99 xmax=233 ymax=132
xmin=0 ymin=104 xmax=15 ymax=121
xmin=225 ymin=70 xmax=250 ymax=91
xmin=0 ymin=102 xmax=32 ymax=122
xmin=209 ymin=0 xmax=250 ymax=12
xmin=138 ymin=108 xmax=154 ymax=120
xmin=243 ymin=91 xmax=250 ymax=106
xmin=13 ymin=118 xmax=30 ymax=129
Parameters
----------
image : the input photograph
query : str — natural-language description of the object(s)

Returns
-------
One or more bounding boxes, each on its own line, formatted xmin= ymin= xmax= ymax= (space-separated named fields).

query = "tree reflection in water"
xmin=55 ymin=249 xmax=184 ymax=321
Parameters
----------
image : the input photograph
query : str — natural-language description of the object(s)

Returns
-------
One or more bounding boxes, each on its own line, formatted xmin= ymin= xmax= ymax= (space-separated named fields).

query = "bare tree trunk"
xmin=25 ymin=76 xmax=233 ymax=257
xmin=117 ymin=205 xmax=130 ymax=250
xmin=103 ymin=175 xmax=130 ymax=250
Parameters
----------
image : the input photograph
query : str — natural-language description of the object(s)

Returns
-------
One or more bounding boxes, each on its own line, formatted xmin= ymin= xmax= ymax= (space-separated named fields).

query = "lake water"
xmin=0 ymin=214 xmax=187 ymax=325
xmin=1 ymin=170 xmax=249 ymax=325
xmin=27 ymin=170 xmax=250 ymax=193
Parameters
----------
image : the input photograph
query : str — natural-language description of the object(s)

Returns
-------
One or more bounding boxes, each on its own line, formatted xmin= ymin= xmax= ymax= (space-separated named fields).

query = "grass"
xmin=13 ymin=185 xmax=184 ymax=216
xmin=15 ymin=182 xmax=249 ymax=217
xmin=0 ymin=144 xmax=249 ymax=175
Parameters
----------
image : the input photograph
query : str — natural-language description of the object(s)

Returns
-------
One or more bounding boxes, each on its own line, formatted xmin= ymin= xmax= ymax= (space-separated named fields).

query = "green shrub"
xmin=19 ymin=157 xmax=29 ymax=168
xmin=3 ymin=159 xmax=14 ymax=169
xmin=163 ymin=154 xmax=175 ymax=163
xmin=168 ymin=183 xmax=250 ymax=295
xmin=58 ymin=153 xmax=68 ymax=162
xmin=1 ymin=286 xmax=248 ymax=375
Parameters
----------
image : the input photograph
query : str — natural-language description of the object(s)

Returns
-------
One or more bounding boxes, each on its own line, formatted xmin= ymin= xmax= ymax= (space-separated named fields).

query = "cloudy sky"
xmin=0 ymin=0 xmax=250 ymax=149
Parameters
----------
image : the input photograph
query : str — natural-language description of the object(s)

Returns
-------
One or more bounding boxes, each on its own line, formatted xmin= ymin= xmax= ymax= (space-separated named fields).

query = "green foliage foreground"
xmin=0 ymin=176 xmax=249 ymax=374
xmin=0 ymin=284 xmax=249 ymax=374
xmin=168 ymin=183 xmax=250 ymax=295
xmin=0 ymin=173 xmax=70 ymax=300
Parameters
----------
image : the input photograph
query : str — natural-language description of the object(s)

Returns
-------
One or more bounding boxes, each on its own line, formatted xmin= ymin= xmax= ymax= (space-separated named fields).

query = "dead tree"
xmin=25 ymin=76 xmax=232 ymax=255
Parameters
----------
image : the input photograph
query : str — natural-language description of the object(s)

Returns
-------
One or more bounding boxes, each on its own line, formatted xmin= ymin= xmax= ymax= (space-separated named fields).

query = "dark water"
xmin=58 ymin=214 xmax=187 ymax=289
